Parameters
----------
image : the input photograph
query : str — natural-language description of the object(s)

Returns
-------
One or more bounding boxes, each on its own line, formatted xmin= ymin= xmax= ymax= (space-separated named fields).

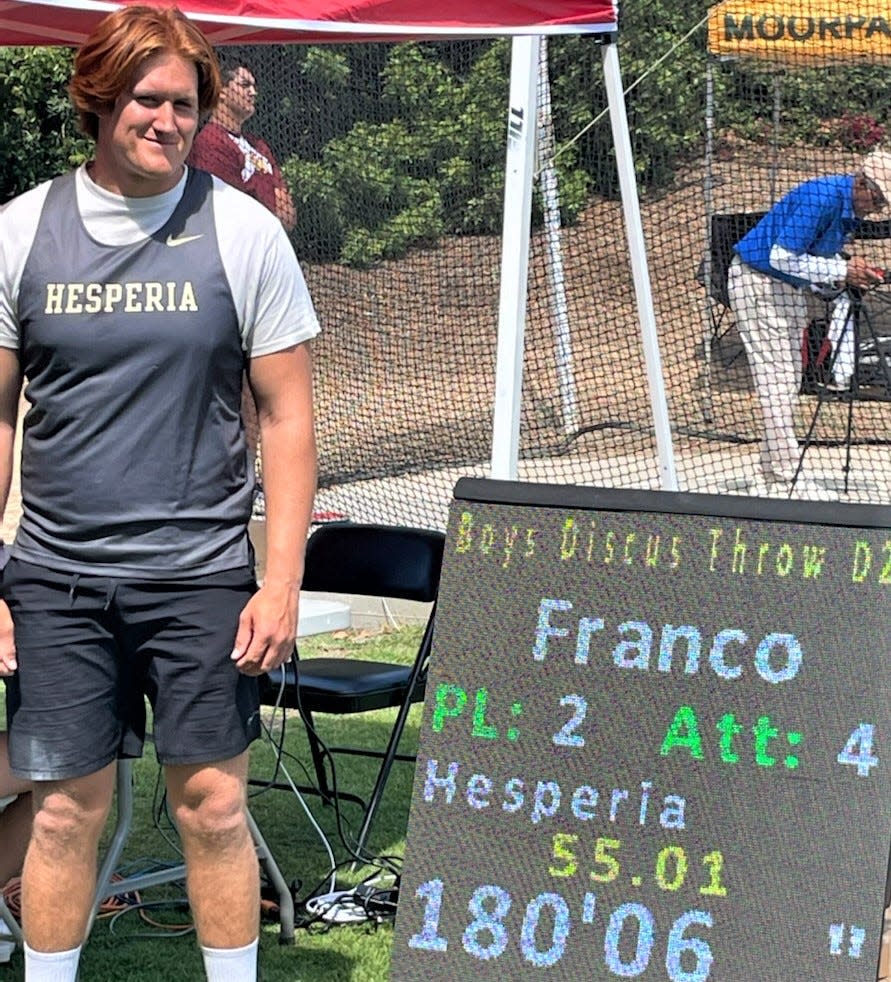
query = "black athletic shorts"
xmin=3 ymin=559 xmax=260 ymax=781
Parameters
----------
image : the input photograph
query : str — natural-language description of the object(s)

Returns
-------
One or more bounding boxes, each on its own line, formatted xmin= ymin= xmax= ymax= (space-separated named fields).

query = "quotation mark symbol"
xmin=828 ymin=923 xmax=865 ymax=958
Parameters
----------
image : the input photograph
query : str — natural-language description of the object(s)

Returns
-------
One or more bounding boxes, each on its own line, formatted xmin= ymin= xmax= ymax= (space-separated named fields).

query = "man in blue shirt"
xmin=728 ymin=148 xmax=891 ymax=490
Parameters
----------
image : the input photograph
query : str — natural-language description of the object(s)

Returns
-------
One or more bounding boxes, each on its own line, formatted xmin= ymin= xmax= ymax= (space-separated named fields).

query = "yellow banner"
xmin=708 ymin=0 xmax=891 ymax=63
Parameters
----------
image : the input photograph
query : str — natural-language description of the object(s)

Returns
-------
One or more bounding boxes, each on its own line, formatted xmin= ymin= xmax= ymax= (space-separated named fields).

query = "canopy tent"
xmin=701 ymin=0 xmax=891 ymax=419
xmin=0 ymin=0 xmax=619 ymax=46
xmin=0 ymin=0 xmax=678 ymax=490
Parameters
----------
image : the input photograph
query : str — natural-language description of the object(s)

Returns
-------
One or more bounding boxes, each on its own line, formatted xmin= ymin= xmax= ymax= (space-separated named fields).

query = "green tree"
xmin=0 ymin=46 xmax=91 ymax=201
xmin=283 ymin=39 xmax=590 ymax=266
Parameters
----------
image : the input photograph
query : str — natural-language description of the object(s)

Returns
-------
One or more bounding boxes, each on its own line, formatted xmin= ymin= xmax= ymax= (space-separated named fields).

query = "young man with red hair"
xmin=0 ymin=7 xmax=318 ymax=980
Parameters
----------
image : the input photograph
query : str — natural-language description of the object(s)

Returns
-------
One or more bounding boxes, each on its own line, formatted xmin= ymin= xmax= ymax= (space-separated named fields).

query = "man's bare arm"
xmin=0 ymin=348 xmax=22 ymax=676
xmin=231 ymin=341 xmax=316 ymax=674
xmin=273 ymin=186 xmax=297 ymax=233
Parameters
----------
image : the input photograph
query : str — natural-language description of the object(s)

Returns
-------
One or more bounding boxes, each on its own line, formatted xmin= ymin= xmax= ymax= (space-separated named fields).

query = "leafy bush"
xmin=0 ymin=47 xmax=91 ymax=201
xmin=283 ymin=39 xmax=592 ymax=265
xmin=715 ymin=60 xmax=891 ymax=152
xmin=283 ymin=42 xmax=508 ymax=265
xmin=825 ymin=112 xmax=885 ymax=153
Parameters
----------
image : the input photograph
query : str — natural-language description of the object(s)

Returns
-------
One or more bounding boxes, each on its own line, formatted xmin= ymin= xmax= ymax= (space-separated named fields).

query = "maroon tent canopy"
xmin=0 ymin=0 xmax=619 ymax=45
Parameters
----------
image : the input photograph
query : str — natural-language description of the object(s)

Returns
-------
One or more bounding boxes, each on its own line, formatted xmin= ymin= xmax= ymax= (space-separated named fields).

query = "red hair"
xmin=69 ymin=6 xmax=221 ymax=140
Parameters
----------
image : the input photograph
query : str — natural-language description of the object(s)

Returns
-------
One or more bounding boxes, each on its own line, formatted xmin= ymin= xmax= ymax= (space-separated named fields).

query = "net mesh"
xmin=11 ymin=5 xmax=888 ymax=533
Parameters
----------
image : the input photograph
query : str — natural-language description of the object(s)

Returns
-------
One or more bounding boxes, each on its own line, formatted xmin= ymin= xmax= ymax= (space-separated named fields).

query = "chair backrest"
xmin=301 ymin=523 xmax=445 ymax=603
xmin=698 ymin=211 xmax=766 ymax=308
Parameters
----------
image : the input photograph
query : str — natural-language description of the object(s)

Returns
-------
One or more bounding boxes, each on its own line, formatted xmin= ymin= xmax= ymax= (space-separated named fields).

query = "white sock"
xmin=201 ymin=938 xmax=258 ymax=982
xmin=23 ymin=942 xmax=81 ymax=982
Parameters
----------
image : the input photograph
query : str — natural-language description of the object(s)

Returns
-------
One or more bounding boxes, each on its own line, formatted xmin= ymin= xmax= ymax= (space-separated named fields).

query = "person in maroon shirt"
xmin=188 ymin=58 xmax=295 ymax=230
xmin=189 ymin=59 xmax=297 ymax=506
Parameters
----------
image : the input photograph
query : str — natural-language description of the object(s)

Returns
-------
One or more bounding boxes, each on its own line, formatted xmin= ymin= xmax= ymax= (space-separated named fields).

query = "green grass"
xmin=2 ymin=625 xmax=425 ymax=981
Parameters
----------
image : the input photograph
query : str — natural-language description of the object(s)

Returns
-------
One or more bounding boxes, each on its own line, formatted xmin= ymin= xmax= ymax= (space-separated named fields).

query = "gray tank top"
xmin=14 ymin=168 xmax=253 ymax=577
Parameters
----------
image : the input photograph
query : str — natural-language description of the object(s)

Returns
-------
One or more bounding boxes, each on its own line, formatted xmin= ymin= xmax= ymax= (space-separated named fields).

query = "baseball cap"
xmin=861 ymin=148 xmax=891 ymax=211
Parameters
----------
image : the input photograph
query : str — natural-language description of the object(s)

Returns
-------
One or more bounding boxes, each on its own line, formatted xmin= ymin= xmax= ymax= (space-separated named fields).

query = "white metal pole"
xmin=601 ymin=39 xmax=678 ymax=491
xmin=537 ymin=37 xmax=579 ymax=436
xmin=490 ymin=34 xmax=539 ymax=481
xmin=771 ymin=73 xmax=781 ymax=200
xmin=702 ymin=57 xmax=716 ymax=424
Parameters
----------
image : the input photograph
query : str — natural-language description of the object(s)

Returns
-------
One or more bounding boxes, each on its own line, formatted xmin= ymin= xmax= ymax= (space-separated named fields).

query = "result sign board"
xmin=391 ymin=478 xmax=891 ymax=981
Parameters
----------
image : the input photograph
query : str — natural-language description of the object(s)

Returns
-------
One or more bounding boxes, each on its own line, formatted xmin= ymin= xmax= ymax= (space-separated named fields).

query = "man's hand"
xmin=273 ymin=186 xmax=296 ymax=233
xmin=845 ymin=256 xmax=885 ymax=289
xmin=230 ymin=579 xmax=299 ymax=676
xmin=0 ymin=599 xmax=16 ymax=676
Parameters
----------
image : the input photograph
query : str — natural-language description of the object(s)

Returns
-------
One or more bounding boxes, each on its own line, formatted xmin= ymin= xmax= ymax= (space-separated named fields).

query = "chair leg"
xmin=0 ymin=894 xmax=22 ymax=948
xmin=90 ymin=758 xmax=135 ymax=936
xmin=350 ymin=714 xmax=410 ymax=864
xmin=302 ymin=708 xmax=335 ymax=807
xmin=352 ymin=625 xmax=433 ymax=862
xmin=246 ymin=810 xmax=295 ymax=943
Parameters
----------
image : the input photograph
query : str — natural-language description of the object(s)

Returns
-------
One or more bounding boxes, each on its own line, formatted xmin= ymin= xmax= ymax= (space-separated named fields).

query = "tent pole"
xmin=490 ymin=34 xmax=539 ymax=481
xmin=601 ymin=38 xmax=678 ymax=491
xmin=771 ymin=72 xmax=782 ymax=199
xmin=702 ymin=55 xmax=716 ymax=425
xmin=537 ymin=37 xmax=579 ymax=437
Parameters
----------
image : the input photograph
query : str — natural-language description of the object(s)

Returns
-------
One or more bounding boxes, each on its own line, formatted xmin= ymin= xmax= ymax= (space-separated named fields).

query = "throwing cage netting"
xmin=216 ymin=29 xmax=684 ymax=531
xmin=234 ymin=5 xmax=890 ymax=527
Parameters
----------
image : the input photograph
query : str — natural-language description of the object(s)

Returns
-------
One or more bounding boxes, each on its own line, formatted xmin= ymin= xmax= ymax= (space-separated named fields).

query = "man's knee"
xmin=168 ymin=763 xmax=249 ymax=849
xmin=31 ymin=772 xmax=114 ymax=854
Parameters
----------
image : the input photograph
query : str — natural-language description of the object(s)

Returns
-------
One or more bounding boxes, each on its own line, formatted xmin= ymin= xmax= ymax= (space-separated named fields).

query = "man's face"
xmin=220 ymin=67 xmax=257 ymax=126
xmin=854 ymin=173 xmax=888 ymax=218
xmin=93 ymin=51 xmax=199 ymax=197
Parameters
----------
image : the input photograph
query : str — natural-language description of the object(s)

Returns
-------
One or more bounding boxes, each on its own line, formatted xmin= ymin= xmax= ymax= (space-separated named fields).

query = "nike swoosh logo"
xmin=165 ymin=233 xmax=204 ymax=247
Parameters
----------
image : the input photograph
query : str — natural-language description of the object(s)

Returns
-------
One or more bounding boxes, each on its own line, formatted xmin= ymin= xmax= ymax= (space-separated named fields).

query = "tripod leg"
xmin=843 ymin=395 xmax=854 ymax=495
xmin=796 ymin=395 xmax=822 ymax=494
xmin=840 ymin=293 xmax=862 ymax=496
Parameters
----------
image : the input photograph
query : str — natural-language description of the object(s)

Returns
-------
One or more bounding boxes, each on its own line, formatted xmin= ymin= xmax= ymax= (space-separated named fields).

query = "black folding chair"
xmin=698 ymin=210 xmax=766 ymax=366
xmin=258 ymin=522 xmax=445 ymax=860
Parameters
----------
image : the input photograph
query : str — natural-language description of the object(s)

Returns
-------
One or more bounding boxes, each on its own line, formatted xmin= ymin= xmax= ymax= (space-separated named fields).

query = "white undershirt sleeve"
xmin=769 ymin=243 xmax=847 ymax=287
xmin=0 ymin=181 xmax=52 ymax=350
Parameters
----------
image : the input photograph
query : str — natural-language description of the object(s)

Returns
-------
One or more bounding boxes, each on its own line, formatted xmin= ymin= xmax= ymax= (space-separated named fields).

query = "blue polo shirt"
xmin=734 ymin=174 xmax=859 ymax=288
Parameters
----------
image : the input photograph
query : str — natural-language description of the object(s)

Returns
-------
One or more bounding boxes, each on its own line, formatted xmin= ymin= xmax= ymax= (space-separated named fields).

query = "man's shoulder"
xmin=188 ymin=122 xmax=231 ymax=164
xmin=791 ymin=173 xmax=850 ymax=204
xmin=192 ymin=120 xmax=227 ymax=144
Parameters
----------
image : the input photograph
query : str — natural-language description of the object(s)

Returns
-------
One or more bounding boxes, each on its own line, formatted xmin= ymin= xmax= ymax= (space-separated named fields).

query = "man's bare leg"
xmin=21 ymin=762 xmax=116 ymax=950
xmin=165 ymin=752 xmax=259 ymax=948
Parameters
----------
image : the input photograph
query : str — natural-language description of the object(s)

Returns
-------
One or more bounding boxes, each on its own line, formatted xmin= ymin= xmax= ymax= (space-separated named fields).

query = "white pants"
xmin=727 ymin=257 xmax=822 ymax=481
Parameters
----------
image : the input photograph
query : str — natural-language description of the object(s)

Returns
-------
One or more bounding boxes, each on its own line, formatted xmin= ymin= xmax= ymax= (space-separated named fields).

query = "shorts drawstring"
xmin=67 ymin=574 xmax=117 ymax=611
